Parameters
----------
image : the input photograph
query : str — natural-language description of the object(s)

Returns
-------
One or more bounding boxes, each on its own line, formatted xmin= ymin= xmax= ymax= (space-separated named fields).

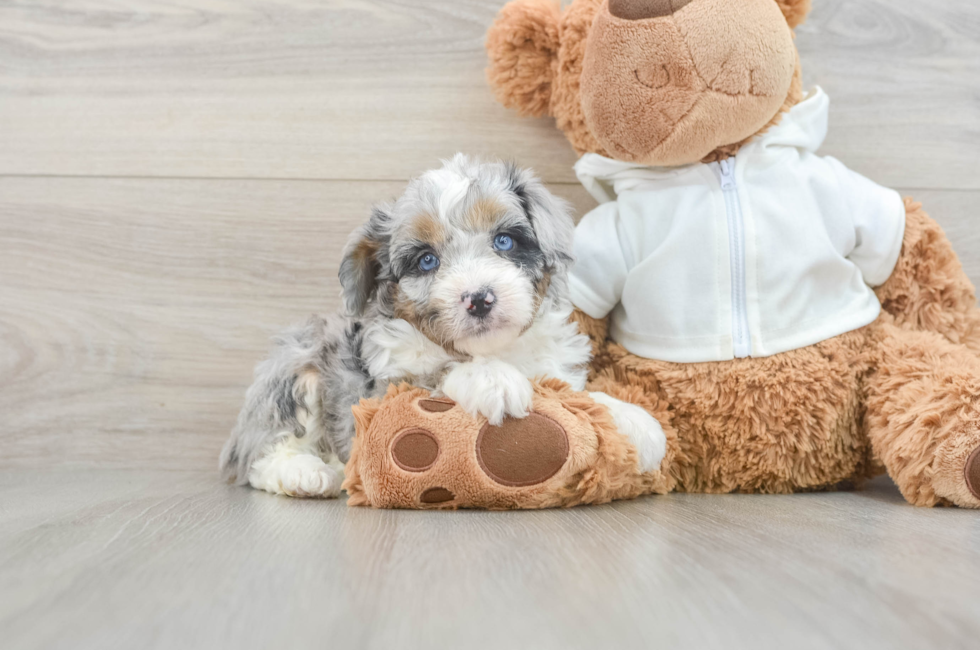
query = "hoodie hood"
xmin=575 ymin=87 xmax=831 ymax=204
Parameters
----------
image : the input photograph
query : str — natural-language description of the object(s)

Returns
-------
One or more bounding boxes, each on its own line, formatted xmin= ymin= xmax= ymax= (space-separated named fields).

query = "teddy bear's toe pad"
xmin=966 ymin=446 xmax=980 ymax=501
xmin=391 ymin=429 xmax=440 ymax=472
xmin=476 ymin=413 xmax=569 ymax=487
xmin=418 ymin=399 xmax=455 ymax=413
xmin=420 ymin=487 xmax=455 ymax=504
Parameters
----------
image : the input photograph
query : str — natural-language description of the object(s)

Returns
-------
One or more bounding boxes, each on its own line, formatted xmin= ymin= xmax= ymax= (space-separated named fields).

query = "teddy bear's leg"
xmin=866 ymin=321 xmax=980 ymax=508
xmin=875 ymin=199 xmax=980 ymax=353
xmin=597 ymin=332 xmax=872 ymax=496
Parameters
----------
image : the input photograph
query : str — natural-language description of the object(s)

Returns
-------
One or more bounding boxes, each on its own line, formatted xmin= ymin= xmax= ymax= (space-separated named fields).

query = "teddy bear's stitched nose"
xmin=609 ymin=0 xmax=694 ymax=20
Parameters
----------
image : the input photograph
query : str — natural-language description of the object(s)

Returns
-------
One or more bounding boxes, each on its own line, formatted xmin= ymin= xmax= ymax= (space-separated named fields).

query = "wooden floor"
xmin=4 ymin=471 xmax=980 ymax=650
xmin=1 ymin=1 xmax=979 ymax=648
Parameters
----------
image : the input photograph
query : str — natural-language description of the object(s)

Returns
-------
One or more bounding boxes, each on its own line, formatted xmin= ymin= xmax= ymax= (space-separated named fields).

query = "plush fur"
xmin=774 ymin=0 xmax=812 ymax=29
xmin=487 ymin=0 xmax=980 ymax=508
xmin=486 ymin=0 xmax=562 ymax=118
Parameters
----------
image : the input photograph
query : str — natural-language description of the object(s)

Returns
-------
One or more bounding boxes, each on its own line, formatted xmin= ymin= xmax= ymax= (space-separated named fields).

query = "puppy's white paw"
xmin=589 ymin=392 xmax=667 ymax=474
xmin=248 ymin=447 xmax=343 ymax=498
xmin=441 ymin=359 xmax=533 ymax=425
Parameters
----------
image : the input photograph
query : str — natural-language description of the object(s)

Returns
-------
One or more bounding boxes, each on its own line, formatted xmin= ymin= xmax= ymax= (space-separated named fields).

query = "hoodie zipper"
xmin=717 ymin=158 xmax=751 ymax=358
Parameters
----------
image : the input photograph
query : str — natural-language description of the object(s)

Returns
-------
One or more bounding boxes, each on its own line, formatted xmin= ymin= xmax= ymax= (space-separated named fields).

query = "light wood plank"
xmin=1 ymin=0 xmax=978 ymax=187
xmin=1 ymin=469 xmax=978 ymax=650
xmin=0 ymin=176 xmax=596 ymax=469
xmin=0 ymin=0 xmax=580 ymax=182
xmin=800 ymin=0 xmax=980 ymax=187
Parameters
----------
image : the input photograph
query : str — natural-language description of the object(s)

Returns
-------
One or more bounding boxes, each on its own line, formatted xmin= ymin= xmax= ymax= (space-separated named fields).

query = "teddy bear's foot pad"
xmin=476 ymin=413 xmax=569 ymax=487
xmin=966 ymin=445 xmax=980 ymax=501
xmin=420 ymin=487 xmax=455 ymax=504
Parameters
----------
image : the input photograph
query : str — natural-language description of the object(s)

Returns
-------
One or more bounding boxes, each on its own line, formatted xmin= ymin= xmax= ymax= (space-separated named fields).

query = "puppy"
xmin=219 ymin=155 xmax=666 ymax=497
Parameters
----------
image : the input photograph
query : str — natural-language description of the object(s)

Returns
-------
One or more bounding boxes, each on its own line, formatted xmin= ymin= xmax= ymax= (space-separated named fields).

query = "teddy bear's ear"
xmin=774 ymin=0 xmax=812 ymax=29
xmin=486 ymin=0 xmax=562 ymax=118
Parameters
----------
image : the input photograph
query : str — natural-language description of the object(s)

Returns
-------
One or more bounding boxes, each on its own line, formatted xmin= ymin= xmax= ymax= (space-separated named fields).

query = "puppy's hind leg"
xmin=220 ymin=317 xmax=357 ymax=498
xmin=248 ymin=438 xmax=344 ymax=498
xmin=247 ymin=371 xmax=344 ymax=498
xmin=231 ymin=370 xmax=344 ymax=499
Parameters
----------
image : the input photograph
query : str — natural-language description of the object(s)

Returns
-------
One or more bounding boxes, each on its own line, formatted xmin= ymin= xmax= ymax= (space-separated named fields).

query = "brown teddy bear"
xmin=479 ymin=0 xmax=980 ymax=508
xmin=343 ymin=0 xmax=980 ymax=510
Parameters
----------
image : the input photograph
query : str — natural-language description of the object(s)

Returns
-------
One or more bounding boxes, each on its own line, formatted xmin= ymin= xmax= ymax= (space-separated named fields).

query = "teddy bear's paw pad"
xmin=476 ymin=413 xmax=569 ymax=487
xmin=966 ymin=445 xmax=980 ymax=501
xmin=418 ymin=398 xmax=454 ymax=413
xmin=420 ymin=487 xmax=455 ymax=504
xmin=391 ymin=428 xmax=440 ymax=472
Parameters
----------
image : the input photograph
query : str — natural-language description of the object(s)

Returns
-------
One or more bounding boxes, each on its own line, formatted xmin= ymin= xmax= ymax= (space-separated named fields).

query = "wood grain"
xmin=0 ymin=0 xmax=580 ymax=182
xmin=1 ymin=469 xmax=978 ymax=650
xmin=1 ymin=0 xmax=978 ymax=187
xmin=803 ymin=0 xmax=980 ymax=188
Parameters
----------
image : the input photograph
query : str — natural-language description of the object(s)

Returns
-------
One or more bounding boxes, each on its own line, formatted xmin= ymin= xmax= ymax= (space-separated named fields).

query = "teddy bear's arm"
xmin=827 ymin=158 xmax=908 ymax=288
xmin=567 ymin=201 xmax=630 ymax=319
xmin=875 ymin=199 xmax=980 ymax=353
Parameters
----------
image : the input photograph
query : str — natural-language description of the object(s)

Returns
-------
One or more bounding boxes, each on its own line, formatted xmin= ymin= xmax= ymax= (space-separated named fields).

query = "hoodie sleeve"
xmin=568 ymin=202 xmax=631 ymax=319
xmin=827 ymin=156 xmax=907 ymax=287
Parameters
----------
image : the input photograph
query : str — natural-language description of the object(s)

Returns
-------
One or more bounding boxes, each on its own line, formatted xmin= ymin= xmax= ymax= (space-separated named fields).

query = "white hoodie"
xmin=569 ymin=88 xmax=906 ymax=363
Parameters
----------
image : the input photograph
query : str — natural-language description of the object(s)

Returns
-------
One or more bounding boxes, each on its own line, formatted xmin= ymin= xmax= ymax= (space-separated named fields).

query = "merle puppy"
xmin=220 ymin=155 xmax=666 ymax=497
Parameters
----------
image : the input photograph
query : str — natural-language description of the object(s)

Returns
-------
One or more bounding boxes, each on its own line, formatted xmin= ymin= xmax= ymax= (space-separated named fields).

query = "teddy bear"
xmin=342 ymin=0 xmax=980 ymax=510
xmin=477 ymin=0 xmax=980 ymax=509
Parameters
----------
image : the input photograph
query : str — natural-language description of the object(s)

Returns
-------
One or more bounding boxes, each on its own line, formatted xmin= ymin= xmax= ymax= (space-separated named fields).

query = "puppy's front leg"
xmin=440 ymin=359 xmax=533 ymax=425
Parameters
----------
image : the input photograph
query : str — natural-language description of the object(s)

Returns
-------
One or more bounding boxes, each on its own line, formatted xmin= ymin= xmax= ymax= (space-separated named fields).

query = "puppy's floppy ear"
xmin=506 ymin=163 xmax=575 ymax=274
xmin=486 ymin=0 xmax=562 ymax=118
xmin=773 ymin=0 xmax=812 ymax=29
xmin=339 ymin=206 xmax=390 ymax=317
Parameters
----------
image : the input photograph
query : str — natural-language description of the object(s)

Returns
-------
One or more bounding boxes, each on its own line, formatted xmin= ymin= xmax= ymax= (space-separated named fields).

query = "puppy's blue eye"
xmin=418 ymin=253 xmax=440 ymax=272
xmin=493 ymin=234 xmax=515 ymax=252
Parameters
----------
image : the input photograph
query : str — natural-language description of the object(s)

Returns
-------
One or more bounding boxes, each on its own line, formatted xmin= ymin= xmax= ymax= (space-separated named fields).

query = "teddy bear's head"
xmin=487 ymin=0 xmax=810 ymax=166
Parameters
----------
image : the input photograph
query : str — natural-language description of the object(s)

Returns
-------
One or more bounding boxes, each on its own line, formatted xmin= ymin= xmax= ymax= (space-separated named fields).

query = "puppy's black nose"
xmin=465 ymin=291 xmax=495 ymax=318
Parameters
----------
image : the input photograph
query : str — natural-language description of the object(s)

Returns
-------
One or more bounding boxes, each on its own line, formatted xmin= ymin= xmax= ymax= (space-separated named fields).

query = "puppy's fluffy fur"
xmin=220 ymin=155 xmax=665 ymax=497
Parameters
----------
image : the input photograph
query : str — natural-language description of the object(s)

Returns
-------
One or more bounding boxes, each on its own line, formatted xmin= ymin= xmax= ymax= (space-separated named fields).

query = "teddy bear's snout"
xmin=580 ymin=0 xmax=798 ymax=166
xmin=609 ymin=0 xmax=694 ymax=21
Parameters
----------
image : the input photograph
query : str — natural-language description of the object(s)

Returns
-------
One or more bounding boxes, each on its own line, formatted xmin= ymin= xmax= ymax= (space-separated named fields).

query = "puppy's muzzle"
xmin=463 ymin=290 xmax=496 ymax=319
